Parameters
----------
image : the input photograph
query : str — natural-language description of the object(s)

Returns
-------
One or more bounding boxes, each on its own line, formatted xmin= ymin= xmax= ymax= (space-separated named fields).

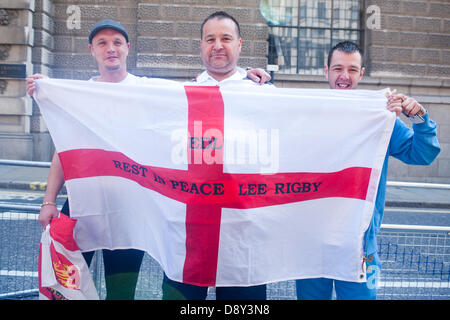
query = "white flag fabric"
xmin=38 ymin=214 xmax=99 ymax=300
xmin=34 ymin=78 xmax=395 ymax=287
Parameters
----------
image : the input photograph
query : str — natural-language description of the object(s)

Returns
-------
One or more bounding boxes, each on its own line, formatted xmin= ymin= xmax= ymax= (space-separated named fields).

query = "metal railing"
xmin=1 ymin=202 xmax=448 ymax=300
xmin=387 ymin=181 xmax=450 ymax=190
xmin=0 ymin=159 xmax=51 ymax=168
xmin=0 ymin=204 xmax=41 ymax=299
xmin=377 ymin=228 xmax=450 ymax=300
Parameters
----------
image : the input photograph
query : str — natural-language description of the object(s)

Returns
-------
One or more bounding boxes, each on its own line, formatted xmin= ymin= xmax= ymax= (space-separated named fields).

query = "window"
xmin=261 ymin=0 xmax=363 ymax=75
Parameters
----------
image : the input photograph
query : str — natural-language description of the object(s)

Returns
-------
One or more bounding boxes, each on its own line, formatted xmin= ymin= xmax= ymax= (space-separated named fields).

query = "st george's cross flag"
xmin=34 ymin=78 xmax=395 ymax=287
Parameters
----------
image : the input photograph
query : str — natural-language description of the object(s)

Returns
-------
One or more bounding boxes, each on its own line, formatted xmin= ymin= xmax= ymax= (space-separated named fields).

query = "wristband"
xmin=41 ymin=201 xmax=56 ymax=207
xmin=417 ymin=105 xmax=427 ymax=117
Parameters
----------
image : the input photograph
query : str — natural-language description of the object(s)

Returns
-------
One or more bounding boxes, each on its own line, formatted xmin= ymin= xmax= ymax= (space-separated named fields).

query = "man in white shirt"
xmin=28 ymin=20 xmax=149 ymax=300
xmin=161 ymin=11 xmax=271 ymax=300
xmin=192 ymin=12 xmax=270 ymax=88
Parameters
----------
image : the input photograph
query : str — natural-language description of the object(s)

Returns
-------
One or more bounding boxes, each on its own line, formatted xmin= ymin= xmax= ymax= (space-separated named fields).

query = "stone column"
xmin=31 ymin=0 xmax=55 ymax=161
xmin=0 ymin=0 xmax=35 ymax=160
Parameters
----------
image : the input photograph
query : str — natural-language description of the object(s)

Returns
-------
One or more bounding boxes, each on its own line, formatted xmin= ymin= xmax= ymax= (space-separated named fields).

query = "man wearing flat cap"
xmin=28 ymin=19 xmax=152 ymax=300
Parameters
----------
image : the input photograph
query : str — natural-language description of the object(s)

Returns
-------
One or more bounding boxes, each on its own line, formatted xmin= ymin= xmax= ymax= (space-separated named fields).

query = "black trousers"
xmin=162 ymin=273 xmax=267 ymax=300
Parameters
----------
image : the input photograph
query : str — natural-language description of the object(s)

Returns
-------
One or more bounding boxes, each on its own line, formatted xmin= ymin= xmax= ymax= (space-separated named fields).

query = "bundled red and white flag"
xmin=34 ymin=78 xmax=395 ymax=287
xmin=38 ymin=213 xmax=99 ymax=300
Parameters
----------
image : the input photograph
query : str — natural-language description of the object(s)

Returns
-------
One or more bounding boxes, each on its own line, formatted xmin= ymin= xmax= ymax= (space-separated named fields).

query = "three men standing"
xmin=28 ymin=13 xmax=440 ymax=301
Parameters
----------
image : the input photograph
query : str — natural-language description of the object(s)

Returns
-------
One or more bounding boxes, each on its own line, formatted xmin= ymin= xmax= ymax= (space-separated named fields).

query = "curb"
xmin=0 ymin=181 xmax=67 ymax=194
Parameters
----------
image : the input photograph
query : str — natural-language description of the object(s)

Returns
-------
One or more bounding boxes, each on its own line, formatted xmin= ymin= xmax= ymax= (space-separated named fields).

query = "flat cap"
xmin=88 ymin=19 xmax=129 ymax=43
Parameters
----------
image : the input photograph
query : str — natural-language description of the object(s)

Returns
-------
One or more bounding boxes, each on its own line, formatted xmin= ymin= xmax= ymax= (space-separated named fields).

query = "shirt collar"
xmin=196 ymin=67 xmax=247 ymax=85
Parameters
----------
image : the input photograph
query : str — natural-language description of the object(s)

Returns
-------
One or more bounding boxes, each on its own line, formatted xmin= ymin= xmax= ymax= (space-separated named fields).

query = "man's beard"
xmin=105 ymin=64 xmax=121 ymax=72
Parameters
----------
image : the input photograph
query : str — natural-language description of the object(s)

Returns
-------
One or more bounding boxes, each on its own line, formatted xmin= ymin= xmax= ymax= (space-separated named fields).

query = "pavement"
xmin=0 ymin=163 xmax=450 ymax=209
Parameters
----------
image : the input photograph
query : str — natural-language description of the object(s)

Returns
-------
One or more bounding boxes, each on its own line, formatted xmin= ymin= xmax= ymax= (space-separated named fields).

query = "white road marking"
xmin=0 ymin=212 xmax=38 ymax=220
xmin=0 ymin=270 xmax=38 ymax=277
xmin=379 ymin=281 xmax=450 ymax=288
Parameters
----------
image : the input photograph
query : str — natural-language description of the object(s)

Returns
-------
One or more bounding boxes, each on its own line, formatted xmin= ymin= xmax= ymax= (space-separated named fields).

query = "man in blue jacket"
xmin=296 ymin=41 xmax=441 ymax=300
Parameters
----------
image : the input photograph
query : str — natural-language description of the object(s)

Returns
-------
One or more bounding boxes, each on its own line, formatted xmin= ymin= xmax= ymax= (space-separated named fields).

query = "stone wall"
xmin=365 ymin=0 xmax=449 ymax=79
xmin=355 ymin=0 xmax=450 ymax=183
xmin=0 ymin=0 xmax=35 ymax=160
xmin=134 ymin=0 xmax=268 ymax=78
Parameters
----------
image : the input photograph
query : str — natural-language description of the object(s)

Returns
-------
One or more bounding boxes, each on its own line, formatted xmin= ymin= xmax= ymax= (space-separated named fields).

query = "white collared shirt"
xmin=190 ymin=67 xmax=270 ymax=88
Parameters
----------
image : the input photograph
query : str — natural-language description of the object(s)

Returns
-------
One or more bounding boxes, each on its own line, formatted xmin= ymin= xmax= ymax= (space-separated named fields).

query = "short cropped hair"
xmin=200 ymin=11 xmax=241 ymax=39
xmin=327 ymin=41 xmax=364 ymax=67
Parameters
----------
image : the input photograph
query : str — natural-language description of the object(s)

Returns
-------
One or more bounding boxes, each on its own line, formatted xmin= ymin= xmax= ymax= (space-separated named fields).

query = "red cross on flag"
xmin=34 ymin=78 xmax=395 ymax=287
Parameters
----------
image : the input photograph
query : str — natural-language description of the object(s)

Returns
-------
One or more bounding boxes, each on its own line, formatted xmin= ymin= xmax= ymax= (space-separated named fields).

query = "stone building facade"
xmin=0 ymin=0 xmax=448 ymax=183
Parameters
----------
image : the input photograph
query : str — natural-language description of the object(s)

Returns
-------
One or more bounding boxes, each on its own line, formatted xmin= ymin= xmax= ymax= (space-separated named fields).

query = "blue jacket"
xmin=364 ymin=112 xmax=441 ymax=257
